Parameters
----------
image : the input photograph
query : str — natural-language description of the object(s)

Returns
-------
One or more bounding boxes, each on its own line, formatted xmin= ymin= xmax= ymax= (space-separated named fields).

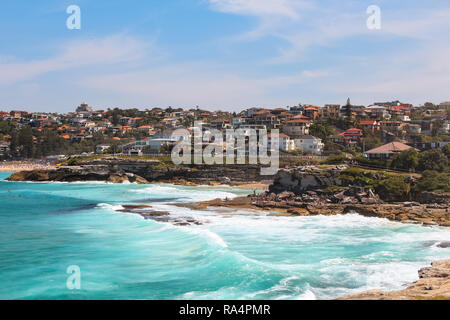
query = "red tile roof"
xmin=359 ymin=120 xmax=378 ymax=125
xmin=365 ymin=142 xmax=412 ymax=154
xmin=287 ymin=119 xmax=311 ymax=124
xmin=293 ymin=115 xmax=310 ymax=119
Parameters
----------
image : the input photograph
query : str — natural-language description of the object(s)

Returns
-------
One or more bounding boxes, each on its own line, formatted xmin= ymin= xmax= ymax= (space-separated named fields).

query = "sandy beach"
xmin=0 ymin=162 xmax=56 ymax=173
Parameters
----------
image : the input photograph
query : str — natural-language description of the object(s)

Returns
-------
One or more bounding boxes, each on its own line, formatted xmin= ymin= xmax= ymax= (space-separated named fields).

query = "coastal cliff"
xmin=7 ymin=164 xmax=149 ymax=184
xmin=6 ymin=157 xmax=273 ymax=185
xmin=338 ymin=260 xmax=450 ymax=300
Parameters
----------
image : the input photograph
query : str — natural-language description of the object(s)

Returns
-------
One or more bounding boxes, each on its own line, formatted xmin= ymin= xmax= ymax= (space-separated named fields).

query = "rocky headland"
xmin=6 ymin=157 xmax=272 ymax=186
xmin=192 ymin=165 xmax=450 ymax=227
xmin=7 ymin=164 xmax=150 ymax=184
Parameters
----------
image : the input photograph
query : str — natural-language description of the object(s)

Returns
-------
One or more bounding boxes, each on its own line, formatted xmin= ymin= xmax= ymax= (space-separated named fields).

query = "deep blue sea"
xmin=0 ymin=171 xmax=449 ymax=300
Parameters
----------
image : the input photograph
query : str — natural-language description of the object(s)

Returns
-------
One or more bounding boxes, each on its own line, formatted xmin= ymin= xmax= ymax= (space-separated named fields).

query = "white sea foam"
xmin=296 ymin=289 xmax=317 ymax=300
xmin=96 ymin=203 xmax=124 ymax=212
xmin=186 ymin=228 xmax=228 ymax=248
xmin=134 ymin=184 xmax=239 ymax=202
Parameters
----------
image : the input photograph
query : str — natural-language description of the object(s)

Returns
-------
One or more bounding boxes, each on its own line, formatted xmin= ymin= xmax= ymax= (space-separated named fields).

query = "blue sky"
xmin=1 ymin=0 xmax=450 ymax=112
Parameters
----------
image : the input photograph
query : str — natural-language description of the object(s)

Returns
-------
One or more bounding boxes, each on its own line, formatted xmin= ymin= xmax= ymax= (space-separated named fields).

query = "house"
xmin=119 ymin=117 xmax=132 ymax=126
xmin=289 ymin=105 xmax=304 ymax=115
xmin=76 ymin=101 xmax=93 ymax=113
xmin=130 ymin=117 xmax=143 ymax=127
xmin=410 ymin=120 xmax=433 ymax=136
xmin=282 ymin=119 xmax=311 ymax=138
xmin=210 ymin=120 xmax=230 ymax=130
xmin=439 ymin=102 xmax=450 ymax=110
xmin=380 ymin=121 xmax=405 ymax=133
xmin=303 ymin=106 xmax=321 ymax=120
xmin=267 ymin=133 xmax=295 ymax=152
xmin=363 ymin=142 xmax=413 ymax=160
xmin=232 ymin=118 xmax=246 ymax=127
xmin=329 ymin=128 xmax=363 ymax=146
xmin=10 ymin=110 xmax=30 ymax=118
xmin=137 ymin=125 xmax=154 ymax=135
xmin=408 ymin=141 xmax=450 ymax=151
xmin=398 ymin=115 xmax=411 ymax=122
xmin=407 ymin=124 xmax=422 ymax=134
xmin=343 ymin=128 xmax=363 ymax=139
xmin=294 ymin=135 xmax=324 ymax=155
xmin=160 ymin=118 xmax=178 ymax=127
xmin=246 ymin=110 xmax=280 ymax=129
xmin=96 ymin=145 xmax=111 ymax=154
xmin=144 ymin=138 xmax=177 ymax=151
xmin=359 ymin=120 xmax=380 ymax=132
xmin=437 ymin=120 xmax=450 ymax=135
xmin=245 ymin=108 xmax=264 ymax=117
xmin=323 ymin=104 xmax=340 ymax=119
xmin=364 ymin=105 xmax=390 ymax=119
xmin=0 ymin=111 xmax=9 ymax=119
xmin=389 ymin=104 xmax=412 ymax=117
xmin=32 ymin=118 xmax=52 ymax=127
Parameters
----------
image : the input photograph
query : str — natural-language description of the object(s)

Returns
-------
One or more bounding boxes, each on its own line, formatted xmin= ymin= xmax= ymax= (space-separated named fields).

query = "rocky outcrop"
xmin=415 ymin=192 xmax=450 ymax=205
xmin=7 ymin=165 xmax=149 ymax=184
xmin=338 ymin=260 xmax=450 ymax=300
xmin=7 ymin=157 xmax=273 ymax=185
xmin=115 ymin=204 xmax=203 ymax=226
xmin=192 ymin=195 xmax=450 ymax=226
xmin=269 ymin=165 xmax=348 ymax=194
xmin=226 ymin=165 xmax=450 ymax=226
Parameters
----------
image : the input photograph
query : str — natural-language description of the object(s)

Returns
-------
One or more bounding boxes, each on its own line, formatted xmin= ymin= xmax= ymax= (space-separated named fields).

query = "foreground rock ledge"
xmin=338 ymin=260 xmax=450 ymax=300
xmin=192 ymin=196 xmax=450 ymax=227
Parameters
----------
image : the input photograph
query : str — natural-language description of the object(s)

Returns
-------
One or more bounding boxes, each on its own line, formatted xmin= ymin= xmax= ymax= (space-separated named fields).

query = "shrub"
xmin=442 ymin=144 xmax=450 ymax=160
xmin=375 ymin=176 xmax=411 ymax=201
xmin=325 ymin=153 xmax=348 ymax=164
xmin=414 ymin=170 xmax=450 ymax=193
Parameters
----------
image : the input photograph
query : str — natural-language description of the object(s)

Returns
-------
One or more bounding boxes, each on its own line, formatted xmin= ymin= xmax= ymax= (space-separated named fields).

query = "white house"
xmin=96 ymin=145 xmax=111 ymax=153
xmin=268 ymin=133 xmax=295 ymax=152
xmin=294 ymin=135 xmax=324 ymax=155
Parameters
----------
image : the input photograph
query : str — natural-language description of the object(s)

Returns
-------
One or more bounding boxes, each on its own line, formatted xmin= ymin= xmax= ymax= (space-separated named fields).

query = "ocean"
xmin=0 ymin=172 xmax=449 ymax=300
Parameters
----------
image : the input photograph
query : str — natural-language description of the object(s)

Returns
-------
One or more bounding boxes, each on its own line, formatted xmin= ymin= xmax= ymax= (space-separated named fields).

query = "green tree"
xmin=309 ymin=122 xmax=335 ymax=141
xmin=104 ymin=142 xmax=122 ymax=154
xmin=390 ymin=149 xmax=419 ymax=171
xmin=432 ymin=120 xmax=444 ymax=137
xmin=442 ymin=144 xmax=450 ymax=160
xmin=424 ymin=102 xmax=438 ymax=110
xmin=418 ymin=149 xmax=448 ymax=172
xmin=18 ymin=126 xmax=34 ymax=158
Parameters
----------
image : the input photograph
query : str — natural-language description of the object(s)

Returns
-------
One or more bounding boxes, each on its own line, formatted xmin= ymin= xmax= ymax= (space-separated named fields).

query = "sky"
xmin=0 ymin=0 xmax=450 ymax=112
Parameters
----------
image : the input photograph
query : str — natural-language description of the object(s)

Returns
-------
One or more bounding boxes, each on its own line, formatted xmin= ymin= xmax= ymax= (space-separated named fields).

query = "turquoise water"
xmin=0 ymin=171 xmax=449 ymax=300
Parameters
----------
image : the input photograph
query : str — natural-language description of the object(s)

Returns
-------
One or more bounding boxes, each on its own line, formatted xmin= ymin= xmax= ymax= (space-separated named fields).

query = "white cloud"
xmin=208 ymin=0 xmax=305 ymax=19
xmin=0 ymin=34 xmax=150 ymax=85
xmin=77 ymin=62 xmax=332 ymax=109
